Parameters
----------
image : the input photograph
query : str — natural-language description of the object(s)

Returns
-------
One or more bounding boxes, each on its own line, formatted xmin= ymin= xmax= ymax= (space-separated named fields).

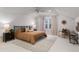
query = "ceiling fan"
xmin=35 ymin=7 xmax=40 ymax=13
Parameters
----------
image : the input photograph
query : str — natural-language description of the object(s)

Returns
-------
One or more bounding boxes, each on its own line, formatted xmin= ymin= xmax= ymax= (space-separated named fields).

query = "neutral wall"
xmin=11 ymin=13 xmax=75 ymax=32
xmin=57 ymin=15 xmax=75 ymax=32
xmin=11 ymin=13 xmax=36 ymax=27
xmin=0 ymin=23 xmax=4 ymax=37
xmin=0 ymin=13 xmax=76 ymax=37
xmin=0 ymin=14 xmax=13 ymax=37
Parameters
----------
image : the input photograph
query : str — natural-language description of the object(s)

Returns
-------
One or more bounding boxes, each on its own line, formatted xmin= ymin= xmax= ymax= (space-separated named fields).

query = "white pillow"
xmin=25 ymin=28 xmax=29 ymax=32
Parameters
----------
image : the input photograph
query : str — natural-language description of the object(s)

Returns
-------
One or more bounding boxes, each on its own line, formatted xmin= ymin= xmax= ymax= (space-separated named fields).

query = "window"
xmin=44 ymin=16 xmax=51 ymax=29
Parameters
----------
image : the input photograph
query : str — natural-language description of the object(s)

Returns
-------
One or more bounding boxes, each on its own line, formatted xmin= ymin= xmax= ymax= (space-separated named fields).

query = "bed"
xmin=14 ymin=26 xmax=47 ymax=44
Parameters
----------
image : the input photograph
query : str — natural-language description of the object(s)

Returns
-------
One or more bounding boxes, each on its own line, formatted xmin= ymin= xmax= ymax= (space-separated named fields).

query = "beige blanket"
xmin=15 ymin=31 xmax=47 ymax=44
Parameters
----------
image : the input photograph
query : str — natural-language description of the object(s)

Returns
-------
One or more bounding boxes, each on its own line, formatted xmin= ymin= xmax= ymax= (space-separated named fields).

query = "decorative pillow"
xmin=28 ymin=30 xmax=33 ymax=32
xmin=25 ymin=27 xmax=29 ymax=32
xmin=21 ymin=28 xmax=25 ymax=32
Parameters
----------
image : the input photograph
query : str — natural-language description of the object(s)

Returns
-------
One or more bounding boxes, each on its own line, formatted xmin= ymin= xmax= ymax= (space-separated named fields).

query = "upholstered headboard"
xmin=14 ymin=26 xmax=32 ymax=32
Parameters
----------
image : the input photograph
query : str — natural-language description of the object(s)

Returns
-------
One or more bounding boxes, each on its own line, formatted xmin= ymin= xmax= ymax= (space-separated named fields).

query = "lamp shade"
xmin=4 ymin=24 xmax=10 ymax=29
xmin=4 ymin=23 xmax=10 ymax=32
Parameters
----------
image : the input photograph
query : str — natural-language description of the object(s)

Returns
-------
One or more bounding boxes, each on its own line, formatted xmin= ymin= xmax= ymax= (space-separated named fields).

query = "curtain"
xmin=35 ymin=15 xmax=58 ymax=35
xmin=40 ymin=15 xmax=44 ymax=31
xmin=51 ymin=16 xmax=57 ymax=35
xmin=35 ymin=15 xmax=44 ymax=31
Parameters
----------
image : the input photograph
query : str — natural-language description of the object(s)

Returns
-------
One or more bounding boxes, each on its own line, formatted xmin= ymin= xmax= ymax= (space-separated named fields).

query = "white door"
xmin=44 ymin=16 xmax=52 ymax=35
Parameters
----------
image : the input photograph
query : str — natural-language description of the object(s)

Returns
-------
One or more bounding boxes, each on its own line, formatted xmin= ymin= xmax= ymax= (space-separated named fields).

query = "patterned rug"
xmin=8 ymin=37 xmax=57 ymax=52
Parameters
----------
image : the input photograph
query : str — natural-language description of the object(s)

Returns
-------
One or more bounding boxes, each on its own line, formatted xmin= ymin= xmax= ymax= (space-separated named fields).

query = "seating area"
xmin=60 ymin=29 xmax=78 ymax=44
xmin=69 ymin=32 xmax=78 ymax=44
xmin=61 ymin=29 xmax=70 ymax=38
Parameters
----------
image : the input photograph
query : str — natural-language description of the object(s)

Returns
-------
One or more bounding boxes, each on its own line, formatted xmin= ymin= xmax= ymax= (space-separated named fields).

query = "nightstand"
xmin=3 ymin=32 xmax=14 ymax=42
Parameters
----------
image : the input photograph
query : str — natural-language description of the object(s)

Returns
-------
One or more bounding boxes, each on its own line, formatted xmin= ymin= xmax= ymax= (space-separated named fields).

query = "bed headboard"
xmin=14 ymin=26 xmax=32 ymax=32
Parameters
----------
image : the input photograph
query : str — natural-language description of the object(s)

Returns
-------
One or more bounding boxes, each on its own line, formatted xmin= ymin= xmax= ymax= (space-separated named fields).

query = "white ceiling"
xmin=37 ymin=7 xmax=79 ymax=18
xmin=0 ymin=7 xmax=35 ymax=15
xmin=0 ymin=7 xmax=79 ymax=19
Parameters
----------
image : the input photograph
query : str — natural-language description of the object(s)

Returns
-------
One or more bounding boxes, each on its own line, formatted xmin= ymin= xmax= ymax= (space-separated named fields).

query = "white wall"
xmin=11 ymin=13 xmax=36 ymax=27
xmin=75 ymin=16 xmax=79 ymax=25
xmin=0 ymin=13 xmax=36 ymax=37
xmin=57 ymin=15 xmax=75 ymax=31
xmin=0 ymin=14 xmax=13 ymax=37
xmin=11 ymin=13 xmax=75 ymax=32
xmin=0 ymin=23 xmax=4 ymax=37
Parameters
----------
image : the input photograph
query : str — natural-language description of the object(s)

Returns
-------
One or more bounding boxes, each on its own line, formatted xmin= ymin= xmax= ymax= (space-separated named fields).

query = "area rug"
xmin=9 ymin=37 xmax=57 ymax=52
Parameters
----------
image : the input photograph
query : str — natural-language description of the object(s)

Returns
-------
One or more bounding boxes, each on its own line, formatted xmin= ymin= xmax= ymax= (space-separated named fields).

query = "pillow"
xmin=16 ymin=29 xmax=21 ymax=32
xmin=25 ymin=27 xmax=29 ymax=32
xmin=21 ymin=28 xmax=25 ymax=32
xmin=28 ymin=30 xmax=33 ymax=32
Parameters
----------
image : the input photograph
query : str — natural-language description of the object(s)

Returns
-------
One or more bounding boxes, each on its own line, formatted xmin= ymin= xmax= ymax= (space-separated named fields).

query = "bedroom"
xmin=0 ymin=7 xmax=79 ymax=52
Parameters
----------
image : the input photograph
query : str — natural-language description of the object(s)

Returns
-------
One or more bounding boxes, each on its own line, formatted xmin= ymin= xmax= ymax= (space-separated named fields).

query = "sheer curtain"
xmin=35 ymin=15 xmax=44 ymax=31
xmin=51 ymin=15 xmax=57 ymax=35
xmin=40 ymin=15 xmax=44 ymax=31
xmin=35 ymin=15 xmax=58 ymax=35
